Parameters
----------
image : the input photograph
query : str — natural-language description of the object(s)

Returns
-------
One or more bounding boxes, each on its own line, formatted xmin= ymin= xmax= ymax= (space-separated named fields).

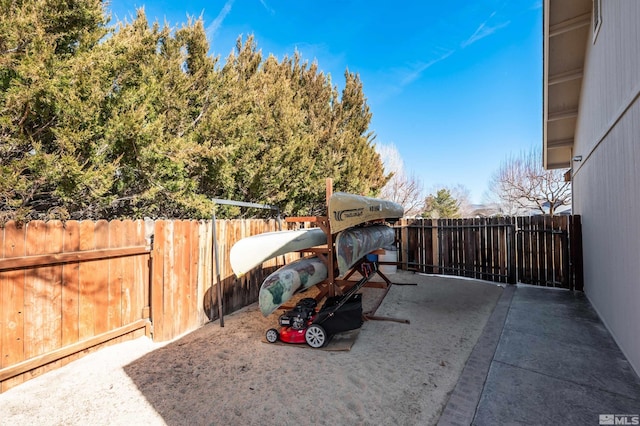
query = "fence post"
xmin=570 ymin=215 xmax=584 ymax=291
xmin=507 ymin=219 xmax=517 ymax=284
xmin=431 ymin=219 xmax=438 ymax=274
xmin=150 ymin=220 xmax=165 ymax=341
xmin=398 ymin=219 xmax=408 ymax=270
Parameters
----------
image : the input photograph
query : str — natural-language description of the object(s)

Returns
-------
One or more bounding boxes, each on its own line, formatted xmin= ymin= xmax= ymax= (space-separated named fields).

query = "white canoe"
xmin=329 ymin=192 xmax=404 ymax=234
xmin=230 ymin=228 xmax=326 ymax=277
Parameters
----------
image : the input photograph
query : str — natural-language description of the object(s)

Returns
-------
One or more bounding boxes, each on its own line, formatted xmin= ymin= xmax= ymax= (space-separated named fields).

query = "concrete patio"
xmin=438 ymin=284 xmax=640 ymax=425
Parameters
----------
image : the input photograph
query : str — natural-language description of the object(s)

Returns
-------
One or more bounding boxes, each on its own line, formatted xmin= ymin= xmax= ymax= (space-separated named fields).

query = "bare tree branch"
xmin=376 ymin=142 xmax=424 ymax=216
xmin=489 ymin=146 xmax=571 ymax=215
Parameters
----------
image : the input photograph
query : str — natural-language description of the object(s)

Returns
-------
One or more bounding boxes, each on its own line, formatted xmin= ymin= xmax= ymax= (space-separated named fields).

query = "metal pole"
xmin=212 ymin=205 xmax=224 ymax=327
xmin=211 ymin=198 xmax=279 ymax=211
xmin=209 ymin=197 xmax=281 ymax=327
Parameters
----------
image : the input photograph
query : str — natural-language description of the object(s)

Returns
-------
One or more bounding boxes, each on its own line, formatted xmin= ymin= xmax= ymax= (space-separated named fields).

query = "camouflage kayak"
xmin=336 ymin=225 xmax=395 ymax=276
xmin=259 ymin=256 xmax=328 ymax=316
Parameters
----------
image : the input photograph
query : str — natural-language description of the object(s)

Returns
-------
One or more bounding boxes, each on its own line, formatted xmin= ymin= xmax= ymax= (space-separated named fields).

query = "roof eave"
xmin=542 ymin=0 xmax=591 ymax=170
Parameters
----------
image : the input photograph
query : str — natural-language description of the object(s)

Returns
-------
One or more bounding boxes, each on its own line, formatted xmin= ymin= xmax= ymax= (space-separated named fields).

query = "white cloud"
xmin=205 ymin=0 xmax=236 ymax=38
xmin=462 ymin=11 xmax=511 ymax=48
xmin=259 ymin=0 xmax=275 ymax=15
xmin=399 ymin=50 xmax=454 ymax=86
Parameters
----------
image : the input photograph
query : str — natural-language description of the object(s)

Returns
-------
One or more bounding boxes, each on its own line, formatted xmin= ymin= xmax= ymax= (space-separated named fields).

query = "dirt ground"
xmin=0 ymin=272 xmax=503 ymax=426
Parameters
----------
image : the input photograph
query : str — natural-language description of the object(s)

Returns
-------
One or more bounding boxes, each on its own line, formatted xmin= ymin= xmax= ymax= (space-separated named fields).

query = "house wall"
xmin=572 ymin=0 xmax=640 ymax=374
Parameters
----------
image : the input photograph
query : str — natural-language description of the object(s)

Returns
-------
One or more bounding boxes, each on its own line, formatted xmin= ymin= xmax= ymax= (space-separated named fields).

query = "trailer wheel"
xmin=305 ymin=324 xmax=327 ymax=348
xmin=265 ymin=328 xmax=279 ymax=343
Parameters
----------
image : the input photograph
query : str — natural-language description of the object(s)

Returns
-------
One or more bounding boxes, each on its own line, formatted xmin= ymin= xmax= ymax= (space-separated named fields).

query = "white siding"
xmin=572 ymin=0 xmax=640 ymax=374
xmin=574 ymin=0 xmax=640 ymax=159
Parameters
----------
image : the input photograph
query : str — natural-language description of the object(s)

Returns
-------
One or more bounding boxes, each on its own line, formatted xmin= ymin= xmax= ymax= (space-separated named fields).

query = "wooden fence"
xmin=0 ymin=218 xmax=301 ymax=392
xmin=397 ymin=215 xmax=583 ymax=290
xmin=0 ymin=220 xmax=151 ymax=392
xmin=0 ymin=215 xmax=583 ymax=393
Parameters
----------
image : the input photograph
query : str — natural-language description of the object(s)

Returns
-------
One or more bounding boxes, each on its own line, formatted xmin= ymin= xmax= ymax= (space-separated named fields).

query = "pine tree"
xmin=0 ymin=4 xmax=389 ymax=221
xmin=0 ymin=0 xmax=109 ymax=221
xmin=423 ymin=189 xmax=461 ymax=219
xmin=328 ymin=70 xmax=387 ymax=197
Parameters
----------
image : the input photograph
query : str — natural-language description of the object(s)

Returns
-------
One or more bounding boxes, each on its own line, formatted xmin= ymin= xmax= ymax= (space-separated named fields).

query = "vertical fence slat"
xmin=24 ymin=221 xmax=46 ymax=378
xmin=197 ymin=220 xmax=210 ymax=326
xmin=120 ymin=220 xmax=138 ymax=324
xmin=188 ymin=220 xmax=199 ymax=330
xmin=452 ymin=219 xmax=459 ymax=274
xmin=543 ymin=215 xmax=552 ymax=286
xmin=471 ymin=219 xmax=477 ymax=278
xmin=530 ymin=216 xmax=538 ymax=285
xmin=528 ymin=217 xmax=536 ymax=284
xmin=419 ymin=219 xmax=426 ymax=273
xmin=61 ymin=221 xmax=80 ymax=365
xmin=555 ymin=215 xmax=564 ymax=287
xmin=93 ymin=220 xmax=110 ymax=337
xmin=399 ymin=219 xmax=408 ymax=271
xmin=1 ymin=225 xmax=3 ymax=382
xmin=468 ymin=219 xmax=474 ymax=278
xmin=1 ymin=222 xmax=26 ymax=391
xmin=494 ymin=218 xmax=500 ymax=282
xmin=129 ymin=220 xmax=142 ymax=322
xmin=496 ymin=217 xmax=503 ymax=282
xmin=108 ymin=221 xmax=124 ymax=333
xmin=166 ymin=221 xmax=177 ymax=340
xmin=507 ymin=217 xmax=516 ymax=284
xmin=536 ymin=216 xmax=549 ymax=286
xmin=493 ymin=218 xmax=500 ymax=282
xmin=151 ymin=220 xmax=166 ymax=341
xmin=491 ymin=218 xmax=497 ymax=281
xmin=413 ymin=219 xmax=421 ymax=272
xmin=42 ymin=221 xmax=64 ymax=375
xmin=78 ymin=221 xmax=96 ymax=340
xmin=480 ymin=219 xmax=488 ymax=280
xmin=502 ymin=217 xmax=509 ymax=283
xmin=1 ymin=225 xmax=3 ymax=384
xmin=427 ymin=219 xmax=434 ymax=274
xmin=453 ymin=219 xmax=458 ymax=276
xmin=478 ymin=219 xmax=484 ymax=280
xmin=571 ymin=216 xmax=584 ymax=291
xmin=184 ymin=219 xmax=193 ymax=331
xmin=518 ymin=217 xmax=526 ymax=284
xmin=408 ymin=220 xmax=418 ymax=271
xmin=171 ymin=221 xmax=182 ymax=336
xmin=515 ymin=217 xmax=522 ymax=284
xmin=443 ymin=219 xmax=450 ymax=273
xmin=521 ymin=217 xmax=530 ymax=284
xmin=140 ymin=220 xmax=151 ymax=322
xmin=177 ymin=220 xmax=189 ymax=336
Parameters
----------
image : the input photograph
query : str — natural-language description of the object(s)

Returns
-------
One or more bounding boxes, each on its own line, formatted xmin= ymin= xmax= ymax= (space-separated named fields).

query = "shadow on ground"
xmin=123 ymin=273 xmax=503 ymax=425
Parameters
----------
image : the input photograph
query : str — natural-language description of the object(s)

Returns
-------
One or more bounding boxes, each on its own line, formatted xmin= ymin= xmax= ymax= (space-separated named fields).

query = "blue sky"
xmin=108 ymin=0 xmax=543 ymax=204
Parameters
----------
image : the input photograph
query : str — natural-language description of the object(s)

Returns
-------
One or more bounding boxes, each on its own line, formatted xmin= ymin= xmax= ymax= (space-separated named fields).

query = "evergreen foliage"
xmin=422 ymin=188 xmax=461 ymax=219
xmin=0 ymin=3 xmax=387 ymax=221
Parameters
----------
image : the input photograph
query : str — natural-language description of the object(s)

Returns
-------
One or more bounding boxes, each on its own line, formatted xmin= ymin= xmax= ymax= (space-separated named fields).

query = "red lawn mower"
xmin=265 ymin=263 xmax=374 ymax=348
